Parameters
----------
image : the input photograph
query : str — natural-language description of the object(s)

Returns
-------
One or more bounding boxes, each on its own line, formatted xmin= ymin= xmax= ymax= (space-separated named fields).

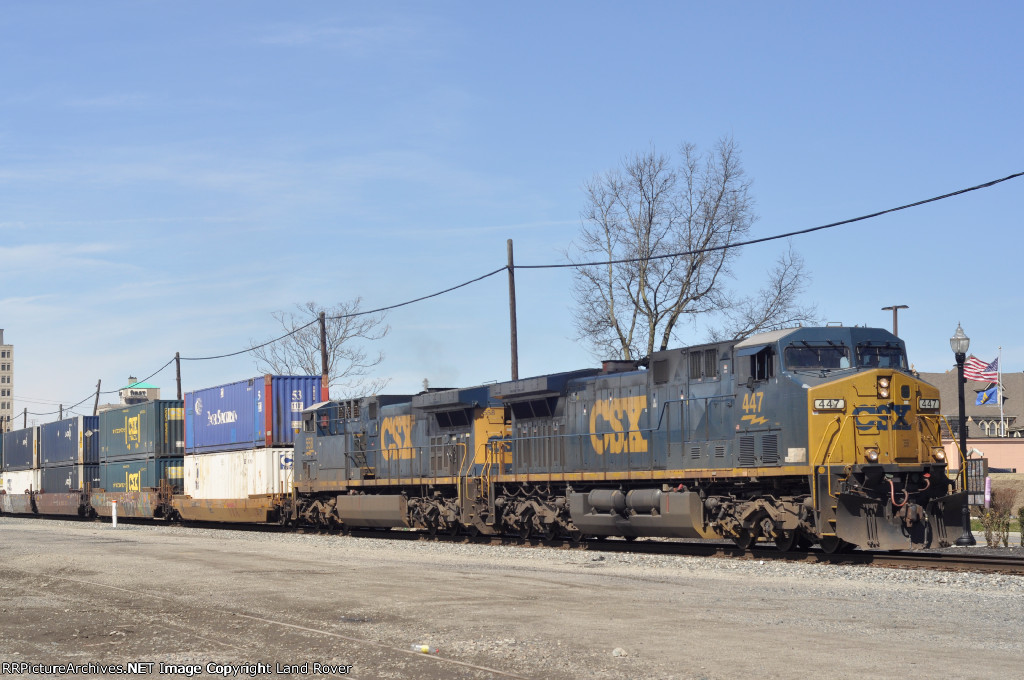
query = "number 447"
xmin=742 ymin=392 xmax=763 ymax=413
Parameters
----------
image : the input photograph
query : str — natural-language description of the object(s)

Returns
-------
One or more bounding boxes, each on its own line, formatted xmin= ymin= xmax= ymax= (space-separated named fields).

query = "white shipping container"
xmin=2 ymin=468 xmax=41 ymax=494
xmin=183 ymin=448 xmax=293 ymax=499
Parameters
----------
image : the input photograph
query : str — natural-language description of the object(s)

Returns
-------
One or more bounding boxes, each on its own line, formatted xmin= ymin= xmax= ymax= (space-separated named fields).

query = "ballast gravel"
xmin=0 ymin=516 xmax=1021 ymax=679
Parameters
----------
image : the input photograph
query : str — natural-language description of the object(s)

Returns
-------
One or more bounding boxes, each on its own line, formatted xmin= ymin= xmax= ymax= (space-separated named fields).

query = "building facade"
xmin=0 ymin=329 xmax=12 ymax=433
xmin=918 ymin=369 xmax=1024 ymax=472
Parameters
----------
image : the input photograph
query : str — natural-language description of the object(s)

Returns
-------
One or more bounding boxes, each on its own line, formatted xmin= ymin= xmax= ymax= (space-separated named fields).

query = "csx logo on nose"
xmin=853 ymin=405 xmax=911 ymax=431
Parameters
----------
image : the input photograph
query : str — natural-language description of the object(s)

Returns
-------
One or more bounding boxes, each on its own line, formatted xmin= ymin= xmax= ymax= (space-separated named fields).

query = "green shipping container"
xmin=99 ymin=400 xmax=184 ymax=460
xmin=98 ymin=455 xmax=184 ymax=494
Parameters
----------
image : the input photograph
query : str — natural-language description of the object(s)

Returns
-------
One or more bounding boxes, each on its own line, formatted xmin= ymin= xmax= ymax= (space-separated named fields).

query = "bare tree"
xmin=568 ymin=138 xmax=814 ymax=360
xmin=250 ymin=299 xmax=390 ymax=398
xmin=708 ymin=245 xmax=816 ymax=342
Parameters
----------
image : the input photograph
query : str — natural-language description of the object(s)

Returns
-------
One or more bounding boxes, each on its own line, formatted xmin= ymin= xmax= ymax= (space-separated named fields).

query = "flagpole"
xmin=998 ymin=346 xmax=1005 ymax=437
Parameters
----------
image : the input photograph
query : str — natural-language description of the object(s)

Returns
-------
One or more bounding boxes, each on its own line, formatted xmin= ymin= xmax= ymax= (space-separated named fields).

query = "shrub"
xmin=1019 ymin=507 xmax=1024 ymax=547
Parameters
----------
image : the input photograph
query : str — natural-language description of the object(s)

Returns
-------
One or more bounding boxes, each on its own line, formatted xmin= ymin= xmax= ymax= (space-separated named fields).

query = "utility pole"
xmin=93 ymin=379 xmax=101 ymax=416
xmin=23 ymin=407 xmax=27 ymax=429
xmin=319 ymin=311 xmax=329 ymax=378
xmin=507 ymin=239 xmax=519 ymax=381
xmin=881 ymin=304 xmax=909 ymax=337
xmin=175 ymin=352 xmax=182 ymax=401
xmin=59 ymin=404 xmax=63 ymax=420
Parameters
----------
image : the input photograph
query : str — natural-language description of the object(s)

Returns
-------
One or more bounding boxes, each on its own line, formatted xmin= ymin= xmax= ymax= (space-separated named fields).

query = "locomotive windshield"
xmin=784 ymin=344 xmax=851 ymax=371
xmin=856 ymin=344 xmax=907 ymax=369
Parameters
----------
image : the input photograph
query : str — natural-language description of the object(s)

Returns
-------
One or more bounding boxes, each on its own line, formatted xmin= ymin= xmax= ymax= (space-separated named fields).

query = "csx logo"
xmin=590 ymin=395 xmax=648 ymax=455
xmin=853 ymin=405 xmax=911 ymax=431
xmin=118 ymin=414 xmax=142 ymax=447
xmin=127 ymin=471 xmax=142 ymax=492
xmin=380 ymin=414 xmax=415 ymax=460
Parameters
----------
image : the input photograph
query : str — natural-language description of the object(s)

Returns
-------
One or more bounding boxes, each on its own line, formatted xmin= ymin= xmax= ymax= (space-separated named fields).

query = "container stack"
xmin=38 ymin=416 xmax=101 ymax=493
xmin=97 ymin=400 xmax=185 ymax=493
xmin=182 ymin=375 xmax=324 ymax=500
xmin=1 ymin=425 xmax=39 ymax=494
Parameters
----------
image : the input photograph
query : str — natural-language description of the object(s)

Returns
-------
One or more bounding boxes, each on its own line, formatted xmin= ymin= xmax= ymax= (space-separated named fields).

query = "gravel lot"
xmin=0 ymin=516 xmax=1022 ymax=679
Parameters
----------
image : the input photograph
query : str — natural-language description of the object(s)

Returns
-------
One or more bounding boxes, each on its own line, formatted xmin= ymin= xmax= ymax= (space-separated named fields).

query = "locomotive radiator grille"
xmin=738 ymin=437 xmax=756 ymax=466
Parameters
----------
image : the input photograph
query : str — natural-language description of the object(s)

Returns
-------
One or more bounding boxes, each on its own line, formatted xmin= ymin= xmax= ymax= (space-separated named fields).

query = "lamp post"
xmin=950 ymin=324 xmax=976 ymax=546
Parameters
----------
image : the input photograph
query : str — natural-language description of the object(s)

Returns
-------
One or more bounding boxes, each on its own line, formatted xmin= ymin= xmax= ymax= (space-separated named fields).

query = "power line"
xmin=517 ymin=170 xmax=1024 ymax=269
xmin=14 ymin=170 xmax=1022 ymax=414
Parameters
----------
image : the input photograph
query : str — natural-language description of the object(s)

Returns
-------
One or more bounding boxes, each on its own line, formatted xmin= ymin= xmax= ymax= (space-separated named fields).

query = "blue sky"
xmin=2 ymin=2 xmax=1021 ymax=421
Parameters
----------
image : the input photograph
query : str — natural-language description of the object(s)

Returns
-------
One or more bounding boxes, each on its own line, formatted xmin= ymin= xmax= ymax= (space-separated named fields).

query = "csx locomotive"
xmin=290 ymin=325 xmax=963 ymax=552
xmin=0 ymin=325 xmax=965 ymax=552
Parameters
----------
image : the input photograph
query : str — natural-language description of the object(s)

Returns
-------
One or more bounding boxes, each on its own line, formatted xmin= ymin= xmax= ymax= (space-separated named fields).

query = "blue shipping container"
xmin=185 ymin=375 xmax=324 ymax=454
xmin=99 ymin=456 xmax=184 ymax=494
xmin=41 ymin=463 xmax=100 ymax=492
xmin=40 ymin=416 xmax=99 ymax=467
xmin=1 ymin=426 xmax=36 ymax=471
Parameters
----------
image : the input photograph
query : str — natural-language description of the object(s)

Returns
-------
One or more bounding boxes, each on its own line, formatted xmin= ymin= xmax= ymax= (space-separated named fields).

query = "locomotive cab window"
xmin=737 ymin=345 xmax=775 ymax=382
xmin=856 ymin=344 xmax=907 ymax=369
xmin=784 ymin=344 xmax=851 ymax=371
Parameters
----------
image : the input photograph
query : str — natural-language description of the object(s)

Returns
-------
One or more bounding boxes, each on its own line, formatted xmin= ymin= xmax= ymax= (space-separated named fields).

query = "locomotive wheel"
xmin=819 ymin=536 xmax=853 ymax=554
xmin=773 ymin=530 xmax=798 ymax=552
xmin=732 ymin=528 xmax=755 ymax=550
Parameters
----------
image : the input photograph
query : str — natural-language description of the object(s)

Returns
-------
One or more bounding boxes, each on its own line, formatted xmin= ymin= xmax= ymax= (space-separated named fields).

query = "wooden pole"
xmin=93 ymin=379 xmax=101 ymax=416
xmin=319 ymin=311 xmax=329 ymax=383
xmin=175 ymin=352 xmax=182 ymax=401
xmin=507 ymin=239 xmax=519 ymax=381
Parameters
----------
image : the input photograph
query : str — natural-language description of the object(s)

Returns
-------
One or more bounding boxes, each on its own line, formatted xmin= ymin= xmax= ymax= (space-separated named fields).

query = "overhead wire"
xmin=12 ymin=170 xmax=1022 ymax=419
xmin=516 ymin=170 xmax=1024 ymax=269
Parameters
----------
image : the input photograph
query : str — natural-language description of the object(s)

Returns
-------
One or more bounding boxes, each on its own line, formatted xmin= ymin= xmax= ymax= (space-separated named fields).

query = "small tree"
xmin=250 ymin=299 xmax=389 ymax=398
xmin=568 ymin=138 xmax=814 ymax=360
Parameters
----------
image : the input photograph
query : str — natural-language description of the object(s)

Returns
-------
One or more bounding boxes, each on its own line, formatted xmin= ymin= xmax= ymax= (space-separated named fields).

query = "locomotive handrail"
xmin=811 ymin=414 xmax=854 ymax=503
xmin=937 ymin=414 xmax=968 ymax=492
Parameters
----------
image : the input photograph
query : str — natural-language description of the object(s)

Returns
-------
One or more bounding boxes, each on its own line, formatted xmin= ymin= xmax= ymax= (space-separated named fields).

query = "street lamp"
xmin=950 ymin=323 xmax=976 ymax=546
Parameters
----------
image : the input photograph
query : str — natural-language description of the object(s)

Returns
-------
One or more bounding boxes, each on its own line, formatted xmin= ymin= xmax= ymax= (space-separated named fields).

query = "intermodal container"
xmin=99 ymin=455 xmax=184 ymax=494
xmin=182 ymin=448 xmax=294 ymax=499
xmin=2 ymin=468 xmax=40 ymax=494
xmin=185 ymin=375 xmax=325 ymax=454
xmin=41 ymin=464 xmax=100 ymax=492
xmin=40 ymin=416 xmax=99 ymax=466
xmin=1 ymin=426 xmax=37 ymax=471
xmin=99 ymin=400 xmax=184 ymax=461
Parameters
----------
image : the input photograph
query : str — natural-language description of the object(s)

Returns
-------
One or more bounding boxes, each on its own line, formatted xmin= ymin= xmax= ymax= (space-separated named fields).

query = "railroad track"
xmin=339 ymin=529 xmax=1024 ymax=575
xmin=17 ymin=513 xmax=1024 ymax=575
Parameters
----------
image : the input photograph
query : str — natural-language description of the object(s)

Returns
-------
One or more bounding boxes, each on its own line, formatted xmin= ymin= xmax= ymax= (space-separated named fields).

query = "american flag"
xmin=963 ymin=356 xmax=998 ymax=382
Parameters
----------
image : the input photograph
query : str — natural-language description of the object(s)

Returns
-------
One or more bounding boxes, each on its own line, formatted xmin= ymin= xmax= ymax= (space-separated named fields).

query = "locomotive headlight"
xmin=877 ymin=377 xmax=890 ymax=399
xmin=932 ymin=448 xmax=946 ymax=462
xmin=864 ymin=448 xmax=880 ymax=463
